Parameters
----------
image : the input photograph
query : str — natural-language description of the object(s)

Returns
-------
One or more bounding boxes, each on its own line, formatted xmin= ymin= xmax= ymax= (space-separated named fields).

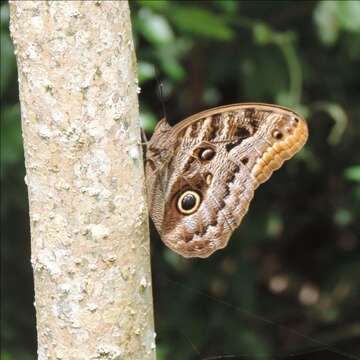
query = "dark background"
xmin=1 ymin=1 xmax=360 ymax=359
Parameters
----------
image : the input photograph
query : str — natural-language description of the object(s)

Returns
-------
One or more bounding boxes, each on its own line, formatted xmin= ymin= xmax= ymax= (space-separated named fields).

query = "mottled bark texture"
xmin=10 ymin=1 xmax=155 ymax=359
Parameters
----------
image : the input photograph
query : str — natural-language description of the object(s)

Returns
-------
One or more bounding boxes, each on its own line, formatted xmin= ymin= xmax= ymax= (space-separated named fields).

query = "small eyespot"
xmin=206 ymin=173 xmax=213 ymax=185
xmin=291 ymin=119 xmax=298 ymax=127
xmin=272 ymin=129 xmax=283 ymax=140
xmin=241 ymin=157 xmax=249 ymax=165
xmin=199 ymin=148 xmax=215 ymax=161
xmin=177 ymin=190 xmax=201 ymax=215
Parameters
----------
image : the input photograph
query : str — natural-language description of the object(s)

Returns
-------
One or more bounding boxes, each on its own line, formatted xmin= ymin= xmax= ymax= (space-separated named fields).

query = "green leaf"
xmin=0 ymin=3 xmax=10 ymax=29
xmin=136 ymin=0 xmax=170 ymax=11
xmin=336 ymin=0 xmax=360 ymax=32
xmin=334 ymin=208 xmax=353 ymax=226
xmin=170 ymin=6 xmax=234 ymax=41
xmin=0 ymin=104 xmax=23 ymax=176
xmin=266 ymin=212 xmax=283 ymax=238
xmin=314 ymin=1 xmax=340 ymax=45
xmin=314 ymin=102 xmax=348 ymax=145
xmin=159 ymin=54 xmax=186 ymax=81
xmin=344 ymin=166 xmax=360 ymax=182
xmin=253 ymin=23 xmax=273 ymax=45
xmin=162 ymin=248 xmax=190 ymax=273
xmin=136 ymin=8 xmax=174 ymax=46
xmin=140 ymin=110 xmax=157 ymax=133
xmin=155 ymin=345 xmax=171 ymax=360
xmin=138 ymin=61 xmax=156 ymax=84
xmin=314 ymin=0 xmax=360 ymax=46
xmin=212 ymin=0 xmax=238 ymax=13
xmin=0 ymin=31 xmax=16 ymax=98
xmin=202 ymin=87 xmax=221 ymax=105
xmin=236 ymin=328 xmax=270 ymax=359
xmin=1 ymin=352 xmax=14 ymax=360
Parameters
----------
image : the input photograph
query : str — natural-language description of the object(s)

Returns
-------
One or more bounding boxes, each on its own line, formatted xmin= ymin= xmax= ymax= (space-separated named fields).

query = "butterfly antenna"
xmin=155 ymin=75 xmax=167 ymax=120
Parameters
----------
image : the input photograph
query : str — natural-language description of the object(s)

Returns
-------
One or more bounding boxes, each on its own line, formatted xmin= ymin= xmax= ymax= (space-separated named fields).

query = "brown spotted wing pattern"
xmin=145 ymin=103 xmax=308 ymax=258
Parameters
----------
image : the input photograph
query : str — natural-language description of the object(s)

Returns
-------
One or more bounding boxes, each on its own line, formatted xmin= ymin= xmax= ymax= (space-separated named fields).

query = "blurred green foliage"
xmin=1 ymin=1 xmax=360 ymax=359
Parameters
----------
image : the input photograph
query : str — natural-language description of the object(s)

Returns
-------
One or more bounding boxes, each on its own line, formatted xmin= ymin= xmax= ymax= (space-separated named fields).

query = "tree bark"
xmin=10 ymin=1 xmax=155 ymax=359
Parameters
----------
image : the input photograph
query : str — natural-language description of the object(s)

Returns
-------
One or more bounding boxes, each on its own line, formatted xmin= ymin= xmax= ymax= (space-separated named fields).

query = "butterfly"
xmin=145 ymin=103 xmax=308 ymax=258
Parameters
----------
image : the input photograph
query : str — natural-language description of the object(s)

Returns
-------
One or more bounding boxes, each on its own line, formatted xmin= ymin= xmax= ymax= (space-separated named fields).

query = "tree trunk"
xmin=9 ymin=1 xmax=155 ymax=359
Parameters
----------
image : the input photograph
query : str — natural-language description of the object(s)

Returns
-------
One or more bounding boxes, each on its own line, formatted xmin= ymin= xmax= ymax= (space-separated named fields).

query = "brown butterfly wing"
xmin=146 ymin=104 xmax=308 ymax=258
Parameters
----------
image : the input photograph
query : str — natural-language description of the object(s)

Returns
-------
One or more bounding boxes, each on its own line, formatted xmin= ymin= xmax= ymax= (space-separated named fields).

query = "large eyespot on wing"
xmin=176 ymin=190 xmax=202 ymax=215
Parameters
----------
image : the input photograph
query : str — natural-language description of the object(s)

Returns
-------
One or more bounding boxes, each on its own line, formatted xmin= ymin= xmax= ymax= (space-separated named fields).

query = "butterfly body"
xmin=145 ymin=103 xmax=308 ymax=258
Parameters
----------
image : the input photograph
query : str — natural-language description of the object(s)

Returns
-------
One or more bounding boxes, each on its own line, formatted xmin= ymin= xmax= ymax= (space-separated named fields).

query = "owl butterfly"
xmin=145 ymin=103 xmax=308 ymax=258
